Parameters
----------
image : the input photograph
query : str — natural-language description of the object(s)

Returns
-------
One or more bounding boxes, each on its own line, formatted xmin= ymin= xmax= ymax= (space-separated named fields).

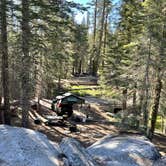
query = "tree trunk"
xmin=138 ymin=88 xmax=144 ymax=127
xmin=90 ymin=0 xmax=97 ymax=75
xmin=148 ymin=23 xmax=165 ymax=139
xmin=21 ymin=0 xmax=31 ymax=128
xmin=78 ymin=60 xmax=82 ymax=75
xmin=0 ymin=0 xmax=11 ymax=125
xmin=0 ymin=96 xmax=4 ymax=124
xmin=72 ymin=61 xmax=75 ymax=75
xmin=143 ymin=36 xmax=151 ymax=132
xmin=93 ymin=0 xmax=106 ymax=76
xmin=93 ymin=0 xmax=97 ymax=45
xmin=35 ymin=57 xmax=43 ymax=112
xmin=122 ymin=88 xmax=127 ymax=111
xmin=102 ymin=4 xmax=109 ymax=69
xmin=58 ymin=75 xmax=61 ymax=91
xmin=148 ymin=70 xmax=162 ymax=140
xmin=133 ymin=82 xmax=139 ymax=127
xmin=133 ymin=83 xmax=137 ymax=113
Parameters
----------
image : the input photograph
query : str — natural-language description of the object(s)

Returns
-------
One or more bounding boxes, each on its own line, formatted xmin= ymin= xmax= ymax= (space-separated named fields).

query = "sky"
xmin=68 ymin=0 xmax=121 ymax=24
xmin=72 ymin=0 xmax=120 ymax=5
xmin=68 ymin=0 xmax=89 ymax=24
xmin=72 ymin=0 xmax=89 ymax=5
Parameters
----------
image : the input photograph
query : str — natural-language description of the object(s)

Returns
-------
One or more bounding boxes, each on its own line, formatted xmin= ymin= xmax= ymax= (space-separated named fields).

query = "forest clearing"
xmin=0 ymin=0 xmax=165 ymax=165
xmin=12 ymin=94 xmax=166 ymax=156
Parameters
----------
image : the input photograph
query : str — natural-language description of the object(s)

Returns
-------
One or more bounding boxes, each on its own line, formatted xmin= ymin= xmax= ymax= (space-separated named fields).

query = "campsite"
xmin=0 ymin=0 xmax=165 ymax=165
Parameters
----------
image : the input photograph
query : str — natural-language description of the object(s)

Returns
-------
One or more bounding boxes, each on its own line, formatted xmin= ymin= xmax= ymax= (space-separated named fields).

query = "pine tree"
xmin=21 ymin=0 xmax=31 ymax=127
xmin=0 ymin=0 xmax=11 ymax=124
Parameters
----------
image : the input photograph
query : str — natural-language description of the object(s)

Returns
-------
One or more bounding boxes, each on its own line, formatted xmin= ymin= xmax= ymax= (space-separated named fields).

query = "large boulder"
xmin=60 ymin=137 xmax=99 ymax=166
xmin=0 ymin=125 xmax=65 ymax=166
xmin=153 ymin=157 xmax=166 ymax=166
xmin=87 ymin=135 xmax=161 ymax=166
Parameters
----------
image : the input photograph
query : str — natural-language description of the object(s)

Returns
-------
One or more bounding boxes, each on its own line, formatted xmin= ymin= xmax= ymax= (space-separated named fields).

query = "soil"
xmin=11 ymin=98 xmax=166 ymax=157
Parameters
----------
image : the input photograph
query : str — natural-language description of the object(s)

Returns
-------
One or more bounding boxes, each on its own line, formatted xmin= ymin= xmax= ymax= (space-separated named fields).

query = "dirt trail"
xmin=28 ymin=98 xmax=118 ymax=147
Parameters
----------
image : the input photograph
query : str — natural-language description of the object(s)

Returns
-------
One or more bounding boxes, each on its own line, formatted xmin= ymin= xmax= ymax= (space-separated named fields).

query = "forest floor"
xmin=11 ymin=96 xmax=166 ymax=157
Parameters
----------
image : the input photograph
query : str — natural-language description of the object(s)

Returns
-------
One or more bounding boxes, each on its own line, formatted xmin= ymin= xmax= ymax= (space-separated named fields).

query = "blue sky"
xmin=72 ymin=0 xmax=89 ymax=5
xmin=68 ymin=0 xmax=121 ymax=24
xmin=71 ymin=0 xmax=120 ymax=5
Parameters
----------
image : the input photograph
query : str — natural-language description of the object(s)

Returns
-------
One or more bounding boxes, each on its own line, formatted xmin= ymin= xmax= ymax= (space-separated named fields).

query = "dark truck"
xmin=51 ymin=93 xmax=85 ymax=118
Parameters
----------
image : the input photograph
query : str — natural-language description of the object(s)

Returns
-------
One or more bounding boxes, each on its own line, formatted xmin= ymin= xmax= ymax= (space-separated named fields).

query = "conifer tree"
xmin=0 ymin=0 xmax=10 ymax=124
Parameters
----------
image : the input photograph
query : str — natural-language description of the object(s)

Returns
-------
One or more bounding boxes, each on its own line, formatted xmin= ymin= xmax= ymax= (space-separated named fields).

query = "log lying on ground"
xmin=0 ymin=125 xmax=66 ymax=166
xmin=87 ymin=134 xmax=161 ymax=166
xmin=60 ymin=137 xmax=99 ymax=166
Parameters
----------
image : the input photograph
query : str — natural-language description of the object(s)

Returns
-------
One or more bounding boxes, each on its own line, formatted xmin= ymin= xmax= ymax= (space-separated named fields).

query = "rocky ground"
xmin=0 ymin=125 xmax=165 ymax=166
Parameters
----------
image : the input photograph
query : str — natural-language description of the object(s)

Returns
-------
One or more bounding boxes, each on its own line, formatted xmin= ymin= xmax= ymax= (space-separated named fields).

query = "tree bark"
xmin=90 ymin=0 xmax=97 ymax=75
xmin=35 ymin=57 xmax=43 ymax=112
xmin=133 ymin=83 xmax=137 ymax=113
xmin=0 ymin=0 xmax=11 ymax=125
xmin=148 ymin=70 xmax=162 ymax=139
xmin=122 ymin=88 xmax=127 ymax=111
xmin=102 ymin=6 xmax=109 ymax=69
xmin=93 ymin=0 xmax=97 ymax=45
xmin=21 ymin=0 xmax=31 ymax=128
xmin=148 ymin=23 xmax=165 ymax=139
xmin=93 ymin=0 xmax=106 ymax=76
xmin=143 ymin=36 xmax=151 ymax=132
xmin=133 ymin=82 xmax=139 ymax=127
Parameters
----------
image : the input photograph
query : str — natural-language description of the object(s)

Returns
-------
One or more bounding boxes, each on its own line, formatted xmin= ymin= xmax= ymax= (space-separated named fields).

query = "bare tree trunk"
xmin=35 ymin=57 xmax=43 ymax=112
xmin=93 ymin=0 xmax=97 ymax=45
xmin=148 ymin=23 xmax=165 ymax=139
xmin=93 ymin=0 xmax=106 ymax=76
xmin=0 ymin=0 xmax=11 ymax=125
xmin=122 ymin=88 xmax=127 ymax=111
xmin=133 ymin=83 xmax=137 ymax=112
xmin=143 ymin=36 xmax=151 ymax=132
xmin=90 ymin=0 xmax=97 ymax=75
xmin=133 ymin=82 xmax=139 ymax=127
xmin=21 ymin=0 xmax=31 ymax=128
xmin=148 ymin=69 xmax=162 ymax=139
xmin=0 ymin=96 xmax=4 ymax=124
xmin=102 ymin=6 xmax=109 ymax=69
xmin=78 ymin=60 xmax=82 ymax=75
xmin=58 ymin=75 xmax=61 ymax=91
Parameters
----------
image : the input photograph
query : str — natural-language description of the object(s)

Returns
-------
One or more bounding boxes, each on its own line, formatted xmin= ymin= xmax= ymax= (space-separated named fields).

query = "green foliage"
xmin=155 ymin=116 xmax=166 ymax=131
xmin=69 ymin=85 xmax=120 ymax=98
xmin=70 ymin=85 xmax=102 ymax=97
xmin=2 ymin=0 xmax=90 ymax=99
xmin=0 ymin=0 xmax=165 ymax=133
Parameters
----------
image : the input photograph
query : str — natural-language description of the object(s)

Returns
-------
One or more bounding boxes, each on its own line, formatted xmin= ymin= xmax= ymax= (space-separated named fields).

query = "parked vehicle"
xmin=51 ymin=93 xmax=85 ymax=118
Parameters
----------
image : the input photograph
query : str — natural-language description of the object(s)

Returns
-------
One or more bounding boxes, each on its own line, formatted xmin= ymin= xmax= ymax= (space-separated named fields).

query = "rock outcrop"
xmin=153 ymin=157 xmax=166 ymax=166
xmin=0 ymin=125 xmax=163 ymax=166
xmin=87 ymin=134 xmax=161 ymax=166
xmin=0 ymin=125 xmax=64 ymax=166
xmin=60 ymin=137 xmax=99 ymax=166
